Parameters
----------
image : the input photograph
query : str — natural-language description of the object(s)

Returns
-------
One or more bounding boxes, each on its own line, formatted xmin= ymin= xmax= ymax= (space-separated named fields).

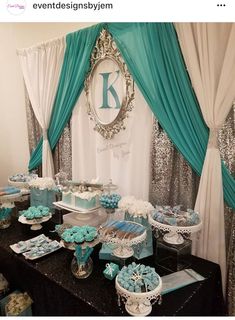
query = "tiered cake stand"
xmin=115 ymin=276 xmax=162 ymax=316
xmin=148 ymin=212 xmax=202 ymax=245
xmin=53 ymin=201 xmax=107 ymax=227
xmin=98 ymin=221 xmax=147 ymax=259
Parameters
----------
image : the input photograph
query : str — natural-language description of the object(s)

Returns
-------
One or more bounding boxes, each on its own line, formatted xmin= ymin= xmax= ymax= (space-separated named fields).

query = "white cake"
xmin=62 ymin=189 xmax=101 ymax=210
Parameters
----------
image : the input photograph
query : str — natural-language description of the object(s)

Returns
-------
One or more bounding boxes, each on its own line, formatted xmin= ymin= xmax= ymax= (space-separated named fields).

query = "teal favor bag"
xmin=30 ymin=188 xmax=57 ymax=213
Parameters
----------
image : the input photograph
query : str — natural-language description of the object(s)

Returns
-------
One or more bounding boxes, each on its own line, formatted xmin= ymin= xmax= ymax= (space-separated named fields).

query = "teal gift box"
xmin=30 ymin=188 xmax=57 ymax=213
xmin=125 ymin=212 xmax=153 ymax=260
xmin=103 ymin=262 xmax=120 ymax=280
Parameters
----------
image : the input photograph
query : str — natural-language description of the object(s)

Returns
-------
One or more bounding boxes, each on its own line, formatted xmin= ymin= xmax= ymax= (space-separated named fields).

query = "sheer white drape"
xmin=72 ymin=86 xmax=153 ymax=199
xmin=176 ymin=23 xmax=235 ymax=290
xmin=18 ymin=37 xmax=65 ymax=177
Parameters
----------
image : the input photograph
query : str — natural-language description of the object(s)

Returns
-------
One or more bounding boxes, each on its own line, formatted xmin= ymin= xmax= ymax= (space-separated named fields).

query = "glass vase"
xmin=71 ymin=256 xmax=93 ymax=279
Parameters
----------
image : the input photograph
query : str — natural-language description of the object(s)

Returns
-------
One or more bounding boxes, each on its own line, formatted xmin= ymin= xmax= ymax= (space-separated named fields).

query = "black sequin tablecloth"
xmin=0 ymin=218 xmax=226 ymax=316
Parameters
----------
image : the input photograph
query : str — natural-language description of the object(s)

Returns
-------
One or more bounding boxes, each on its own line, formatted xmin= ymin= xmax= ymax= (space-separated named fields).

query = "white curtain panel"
xmin=17 ymin=37 xmax=66 ymax=177
xmin=72 ymin=85 xmax=153 ymax=200
xmin=176 ymin=23 xmax=235 ymax=290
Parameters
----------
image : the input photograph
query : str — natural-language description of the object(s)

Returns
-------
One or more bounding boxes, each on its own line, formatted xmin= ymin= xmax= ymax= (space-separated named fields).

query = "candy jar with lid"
xmin=99 ymin=179 xmax=121 ymax=215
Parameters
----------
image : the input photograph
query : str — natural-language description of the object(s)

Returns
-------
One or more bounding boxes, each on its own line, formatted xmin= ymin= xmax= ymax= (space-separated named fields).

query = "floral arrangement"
xmin=118 ymin=196 xmax=154 ymax=218
xmin=28 ymin=177 xmax=56 ymax=190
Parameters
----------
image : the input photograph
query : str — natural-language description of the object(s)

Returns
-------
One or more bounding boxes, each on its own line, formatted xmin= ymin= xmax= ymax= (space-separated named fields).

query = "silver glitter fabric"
xmin=218 ymin=105 xmax=235 ymax=315
xmin=53 ymin=122 xmax=72 ymax=180
xmin=25 ymin=84 xmax=41 ymax=155
xmin=149 ymin=119 xmax=200 ymax=210
xmin=150 ymin=105 xmax=234 ymax=315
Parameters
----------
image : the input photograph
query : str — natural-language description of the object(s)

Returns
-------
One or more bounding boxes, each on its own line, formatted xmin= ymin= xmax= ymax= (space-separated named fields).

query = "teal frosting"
xmin=61 ymin=225 xmax=97 ymax=244
xmin=22 ymin=205 xmax=50 ymax=220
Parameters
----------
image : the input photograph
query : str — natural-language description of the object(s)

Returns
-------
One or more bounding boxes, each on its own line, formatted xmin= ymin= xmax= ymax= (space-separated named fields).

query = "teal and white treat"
xmin=61 ymin=225 xmax=98 ymax=245
xmin=0 ymin=205 xmax=13 ymax=229
xmin=0 ymin=207 xmax=12 ymax=221
xmin=100 ymin=193 xmax=121 ymax=209
xmin=152 ymin=205 xmax=200 ymax=227
xmin=9 ymin=173 xmax=38 ymax=183
xmin=21 ymin=206 xmax=50 ymax=220
xmin=62 ymin=189 xmax=72 ymax=205
xmin=24 ymin=240 xmax=61 ymax=259
xmin=117 ymin=262 xmax=160 ymax=293
xmin=100 ymin=220 xmax=146 ymax=240
xmin=74 ymin=190 xmax=101 ymax=210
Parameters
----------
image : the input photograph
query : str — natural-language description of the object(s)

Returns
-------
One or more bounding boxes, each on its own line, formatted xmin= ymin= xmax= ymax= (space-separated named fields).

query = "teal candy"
xmin=100 ymin=193 xmax=121 ymax=209
xmin=0 ymin=207 xmax=12 ymax=220
xmin=118 ymin=263 xmax=159 ymax=293
xmin=75 ymin=245 xmax=94 ymax=264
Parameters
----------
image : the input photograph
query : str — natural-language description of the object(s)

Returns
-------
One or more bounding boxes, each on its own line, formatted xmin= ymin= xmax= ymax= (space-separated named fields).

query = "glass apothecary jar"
xmin=99 ymin=179 xmax=121 ymax=214
xmin=0 ymin=206 xmax=13 ymax=229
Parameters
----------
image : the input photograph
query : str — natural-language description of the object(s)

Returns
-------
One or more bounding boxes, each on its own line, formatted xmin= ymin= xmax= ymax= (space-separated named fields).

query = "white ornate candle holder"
xmin=115 ymin=276 xmax=162 ymax=316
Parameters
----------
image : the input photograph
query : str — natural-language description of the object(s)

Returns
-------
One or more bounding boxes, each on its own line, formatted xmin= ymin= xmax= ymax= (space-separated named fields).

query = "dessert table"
xmin=0 ymin=218 xmax=226 ymax=316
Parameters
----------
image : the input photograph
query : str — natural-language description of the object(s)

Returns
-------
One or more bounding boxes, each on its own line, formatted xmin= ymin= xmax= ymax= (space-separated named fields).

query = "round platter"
xmin=98 ymin=220 xmax=147 ymax=259
xmin=148 ymin=212 xmax=202 ymax=245
xmin=0 ymin=192 xmax=22 ymax=203
xmin=18 ymin=213 xmax=52 ymax=230
xmin=8 ymin=179 xmax=30 ymax=189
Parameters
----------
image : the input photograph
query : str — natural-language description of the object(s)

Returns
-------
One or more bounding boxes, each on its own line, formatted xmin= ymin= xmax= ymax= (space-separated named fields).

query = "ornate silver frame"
xmin=84 ymin=29 xmax=135 ymax=139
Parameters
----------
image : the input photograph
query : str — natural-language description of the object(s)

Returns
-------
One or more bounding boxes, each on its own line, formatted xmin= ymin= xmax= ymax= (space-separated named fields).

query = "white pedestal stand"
xmin=18 ymin=213 xmax=52 ymax=230
xmin=148 ymin=213 xmax=202 ymax=245
xmin=115 ymin=276 xmax=162 ymax=316
xmin=53 ymin=201 xmax=107 ymax=227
